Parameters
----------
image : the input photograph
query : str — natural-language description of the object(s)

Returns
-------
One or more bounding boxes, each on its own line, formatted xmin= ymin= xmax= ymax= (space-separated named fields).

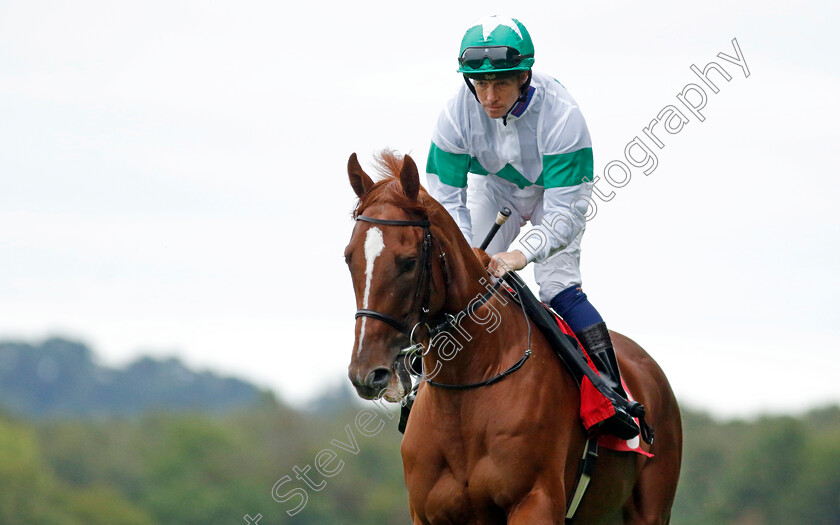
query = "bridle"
xmin=352 ymin=212 xmax=532 ymax=391
xmin=353 ymin=214 xmax=438 ymax=340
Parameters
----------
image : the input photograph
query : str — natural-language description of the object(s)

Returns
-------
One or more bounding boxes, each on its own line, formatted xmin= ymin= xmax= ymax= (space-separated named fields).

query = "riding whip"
xmin=479 ymin=207 xmax=512 ymax=251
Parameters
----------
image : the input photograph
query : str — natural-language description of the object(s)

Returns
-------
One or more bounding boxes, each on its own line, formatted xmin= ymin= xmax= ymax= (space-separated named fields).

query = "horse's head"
xmin=344 ymin=151 xmax=441 ymax=402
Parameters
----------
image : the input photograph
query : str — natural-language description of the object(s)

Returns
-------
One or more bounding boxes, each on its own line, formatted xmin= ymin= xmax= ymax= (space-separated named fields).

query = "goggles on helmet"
xmin=458 ymin=46 xmax=534 ymax=70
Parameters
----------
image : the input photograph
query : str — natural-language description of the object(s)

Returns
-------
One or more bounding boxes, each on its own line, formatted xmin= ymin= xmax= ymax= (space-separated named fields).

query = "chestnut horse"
xmin=344 ymin=151 xmax=682 ymax=524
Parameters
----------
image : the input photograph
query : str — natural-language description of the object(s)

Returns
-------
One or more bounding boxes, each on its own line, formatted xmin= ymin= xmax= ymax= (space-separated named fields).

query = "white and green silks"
xmin=426 ymin=70 xmax=595 ymax=299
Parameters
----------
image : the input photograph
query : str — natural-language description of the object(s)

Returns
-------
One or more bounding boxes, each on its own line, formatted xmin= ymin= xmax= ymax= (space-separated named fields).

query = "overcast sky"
xmin=1 ymin=1 xmax=837 ymax=418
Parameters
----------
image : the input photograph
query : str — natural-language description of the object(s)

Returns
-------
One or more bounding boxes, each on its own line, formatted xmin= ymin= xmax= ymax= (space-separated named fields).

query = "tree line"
xmin=0 ymin=397 xmax=831 ymax=524
xmin=0 ymin=339 xmax=837 ymax=524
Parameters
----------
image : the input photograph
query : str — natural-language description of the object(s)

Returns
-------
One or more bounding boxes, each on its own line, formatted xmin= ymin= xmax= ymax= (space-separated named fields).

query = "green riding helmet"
xmin=457 ymin=15 xmax=535 ymax=79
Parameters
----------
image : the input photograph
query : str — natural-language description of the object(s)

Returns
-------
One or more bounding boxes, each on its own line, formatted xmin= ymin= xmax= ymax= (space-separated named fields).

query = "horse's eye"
xmin=399 ymin=258 xmax=418 ymax=274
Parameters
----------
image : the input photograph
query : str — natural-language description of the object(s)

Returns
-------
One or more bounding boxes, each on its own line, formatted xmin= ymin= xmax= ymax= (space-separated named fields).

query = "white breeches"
xmin=467 ymin=174 xmax=584 ymax=303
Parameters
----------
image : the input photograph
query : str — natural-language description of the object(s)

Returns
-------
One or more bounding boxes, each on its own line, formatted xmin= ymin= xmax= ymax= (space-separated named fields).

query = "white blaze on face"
xmin=357 ymin=226 xmax=385 ymax=356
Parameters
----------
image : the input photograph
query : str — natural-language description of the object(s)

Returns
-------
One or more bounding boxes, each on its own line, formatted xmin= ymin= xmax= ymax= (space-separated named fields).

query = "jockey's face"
xmin=473 ymin=73 xmax=528 ymax=119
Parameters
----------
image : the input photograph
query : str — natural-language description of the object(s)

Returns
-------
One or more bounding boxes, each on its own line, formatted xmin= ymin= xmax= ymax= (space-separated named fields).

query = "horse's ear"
xmin=348 ymin=153 xmax=375 ymax=198
xmin=400 ymin=154 xmax=420 ymax=201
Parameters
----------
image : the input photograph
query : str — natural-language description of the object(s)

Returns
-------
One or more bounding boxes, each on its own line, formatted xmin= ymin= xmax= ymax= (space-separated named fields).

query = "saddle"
xmin=501 ymin=272 xmax=654 ymax=445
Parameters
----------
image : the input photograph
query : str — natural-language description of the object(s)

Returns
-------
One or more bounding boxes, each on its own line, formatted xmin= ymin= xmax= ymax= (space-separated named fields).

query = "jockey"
xmin=425 ymin=15 xmax=642 ymax=440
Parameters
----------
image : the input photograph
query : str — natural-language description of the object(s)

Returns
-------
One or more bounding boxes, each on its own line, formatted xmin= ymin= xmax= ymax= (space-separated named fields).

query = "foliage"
xmin=1 ymin=339 xmax=839 ymax=524
xmin=33 ymin=394 xmax=408 ymax=525
xmin=23 ymin=401 xmax=840 ymax=525
xmin=0 ymin=338 xmax=264 ymax=418
xmin=0 ymin=411 xmax=153 ymax=525
xmin=675 ymin=406 xmax=840 ymax=524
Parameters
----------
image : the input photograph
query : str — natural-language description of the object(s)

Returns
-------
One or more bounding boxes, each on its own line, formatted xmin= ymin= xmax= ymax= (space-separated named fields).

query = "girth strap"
xmin=566 ymin=437 xmax=599 ymax=521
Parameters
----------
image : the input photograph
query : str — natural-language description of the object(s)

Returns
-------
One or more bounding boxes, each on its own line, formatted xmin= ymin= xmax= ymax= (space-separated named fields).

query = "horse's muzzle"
xmin=349 ymin=359 xmax=412 ymax=402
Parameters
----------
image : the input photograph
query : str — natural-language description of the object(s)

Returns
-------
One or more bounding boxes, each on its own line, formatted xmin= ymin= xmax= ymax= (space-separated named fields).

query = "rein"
xmin=422 ymin=276 xmax=532 ymax=390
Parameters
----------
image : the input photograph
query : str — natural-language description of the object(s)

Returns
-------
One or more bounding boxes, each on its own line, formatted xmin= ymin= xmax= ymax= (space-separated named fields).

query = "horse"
xmin=344 ymin=150 xmax=682 ymax=524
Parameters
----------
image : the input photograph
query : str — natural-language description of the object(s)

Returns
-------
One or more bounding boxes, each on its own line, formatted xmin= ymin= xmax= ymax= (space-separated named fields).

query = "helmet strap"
xmin=518 ymin=70 xmax=533 ymax=102
xmin=463 ymin=74 xmax=479 ymax=102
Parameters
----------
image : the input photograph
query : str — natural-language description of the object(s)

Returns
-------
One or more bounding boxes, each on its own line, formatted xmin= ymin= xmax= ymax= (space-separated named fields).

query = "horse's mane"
xmin=352 ymin=150 xmax=430 ymax=218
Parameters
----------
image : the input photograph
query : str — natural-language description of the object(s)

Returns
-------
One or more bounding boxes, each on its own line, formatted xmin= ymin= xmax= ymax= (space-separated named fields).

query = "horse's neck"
xmin=417 ymin=206 xmax=528 ymax=383
xmin=425 ymin=231 xmax=531 ymax=387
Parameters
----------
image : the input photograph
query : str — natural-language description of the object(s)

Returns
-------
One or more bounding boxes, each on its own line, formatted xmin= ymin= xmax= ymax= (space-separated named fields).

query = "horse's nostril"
xmin=366 ymin=367 xmax=392 ymax=390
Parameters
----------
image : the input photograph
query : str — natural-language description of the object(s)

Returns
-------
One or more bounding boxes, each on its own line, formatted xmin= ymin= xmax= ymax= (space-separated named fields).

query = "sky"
xmin=1 ymin=1 xmax=837 ymax=419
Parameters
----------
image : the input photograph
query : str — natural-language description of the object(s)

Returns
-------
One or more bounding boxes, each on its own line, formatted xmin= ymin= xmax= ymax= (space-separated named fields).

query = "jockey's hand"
xmin=489 ymin=250 xmax=527 ymax=277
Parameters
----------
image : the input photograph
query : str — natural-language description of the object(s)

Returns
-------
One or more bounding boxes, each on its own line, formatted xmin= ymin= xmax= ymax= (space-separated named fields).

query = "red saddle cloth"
xmin=552 ymin=315 xmax=653 ymax=457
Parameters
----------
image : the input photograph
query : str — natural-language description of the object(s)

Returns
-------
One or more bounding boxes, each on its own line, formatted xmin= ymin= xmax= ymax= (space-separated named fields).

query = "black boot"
xmin=576 ymin=322 xmax=644 ymax=440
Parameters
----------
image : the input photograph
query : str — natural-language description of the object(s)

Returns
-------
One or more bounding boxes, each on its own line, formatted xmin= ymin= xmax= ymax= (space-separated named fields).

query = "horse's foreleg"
xmin=623 ymin=414 xmax=682 ymax=524
xmin=622 ymin=455 xmax=679 ymax=524
xmin=506 ymin=488 xmax=563 ymax=525
xmin=409 ymin=502 xmax=423 ymax=525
